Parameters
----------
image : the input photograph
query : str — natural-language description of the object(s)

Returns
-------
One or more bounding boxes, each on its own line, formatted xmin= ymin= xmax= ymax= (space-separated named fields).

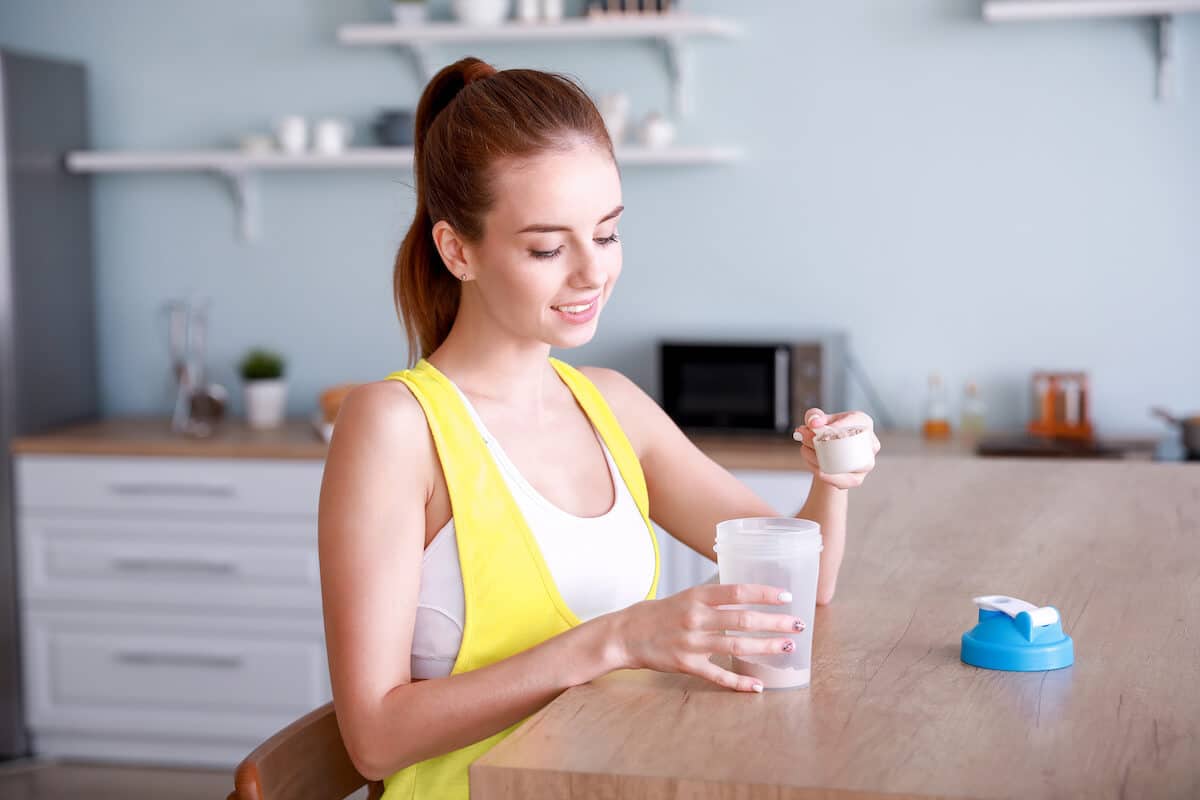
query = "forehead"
xmin=487 ymin=143 xmax=621 ymax=230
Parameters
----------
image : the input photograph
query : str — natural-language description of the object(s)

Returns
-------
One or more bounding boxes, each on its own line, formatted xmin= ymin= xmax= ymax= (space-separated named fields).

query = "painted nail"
xmin=778 ymin=591 xmax=793 ymax=602
xmin=792 ymin=431 xmax=804 ymax=442
xmin=793 ymin=619 xmax=806 ymax=631
xmin=782 ymin=640 xmax=795 ymax=653
xmin=752 ymin=683 xmax=764 ymax=693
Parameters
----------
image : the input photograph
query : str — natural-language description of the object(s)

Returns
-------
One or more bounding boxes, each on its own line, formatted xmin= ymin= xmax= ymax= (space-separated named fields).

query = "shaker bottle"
xmin=714 ymin=517 xmax=822 ymax=689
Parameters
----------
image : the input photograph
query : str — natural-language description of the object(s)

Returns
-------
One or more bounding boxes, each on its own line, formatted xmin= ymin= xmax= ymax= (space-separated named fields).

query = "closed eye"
xmin=531 ymin=232 xmax=621 ymax=260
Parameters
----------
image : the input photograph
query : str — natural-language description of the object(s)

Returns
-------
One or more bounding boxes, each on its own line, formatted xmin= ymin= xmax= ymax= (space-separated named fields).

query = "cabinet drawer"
xmin=16 ymin=455 xmax=323 ymax=515
xmin=19 ymin=517 xmax=320 ymax=611
xmin=23 ymin=610 xmax=330 ymax=740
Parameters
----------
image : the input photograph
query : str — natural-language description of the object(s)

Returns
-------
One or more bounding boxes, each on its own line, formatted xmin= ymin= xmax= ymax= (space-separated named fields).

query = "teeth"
xmin=554 ymin=300 xmax=594 ymax=313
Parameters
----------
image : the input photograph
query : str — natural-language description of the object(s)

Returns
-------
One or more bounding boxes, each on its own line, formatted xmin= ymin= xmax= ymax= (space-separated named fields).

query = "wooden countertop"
xmin=9 ymin=417 xmax=1161 ymax=468
xmin=9 ymin=418 xmax=329 ymax=461
xmin=473 ymin=456 xmax=1200 ymax=799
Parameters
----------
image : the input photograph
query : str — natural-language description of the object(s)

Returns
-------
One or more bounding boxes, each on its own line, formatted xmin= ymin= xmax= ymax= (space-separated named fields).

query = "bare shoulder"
xmin=577 ymin=365 xmax=663 ymax=461
xmin=324 ymin=378 xmax=434 ymax=500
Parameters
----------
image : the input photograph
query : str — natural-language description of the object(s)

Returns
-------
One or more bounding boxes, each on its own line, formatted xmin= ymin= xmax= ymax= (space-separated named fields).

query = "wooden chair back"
xmin=226 ymin=701 xmax=384 ymax=800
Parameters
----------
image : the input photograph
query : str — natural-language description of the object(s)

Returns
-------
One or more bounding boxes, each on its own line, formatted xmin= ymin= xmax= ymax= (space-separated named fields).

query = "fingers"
xmin=693 ymin=659 xmax=764 ymax=693
xmin=706 ymin=633 xmax=798 ymax=658
xmin=707 ymin=608 xmax=806 ymax=634
xmin=700 ymin=583 xmax=792 ymax=608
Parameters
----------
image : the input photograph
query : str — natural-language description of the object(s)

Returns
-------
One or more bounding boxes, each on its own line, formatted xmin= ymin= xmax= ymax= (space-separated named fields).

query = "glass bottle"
xmin=922 ymin=372 xmax=952 ymax=439
xmin=961 ymin=380 xmax=986 ymax=437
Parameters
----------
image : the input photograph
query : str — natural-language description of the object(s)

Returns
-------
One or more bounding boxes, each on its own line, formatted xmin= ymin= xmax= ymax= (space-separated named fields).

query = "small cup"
xmin=313 ymin=117 xmax=352 ymax=155
xmin=812 ymin=425 xmax=874 ymax=475
xmin=275 ymin=115 xmax=308 ymax=155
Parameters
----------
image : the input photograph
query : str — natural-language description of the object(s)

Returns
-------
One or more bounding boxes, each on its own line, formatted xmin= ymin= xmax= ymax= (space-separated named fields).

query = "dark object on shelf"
xmin=974 ymin=433 xmax=1155 ymax=460
xmin=372 ymin=109 xmax=415 ymax=146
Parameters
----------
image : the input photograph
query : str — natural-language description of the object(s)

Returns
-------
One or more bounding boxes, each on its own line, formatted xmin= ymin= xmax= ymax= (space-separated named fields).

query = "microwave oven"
xmin=658 ymin=337 xmax=846 ymax=434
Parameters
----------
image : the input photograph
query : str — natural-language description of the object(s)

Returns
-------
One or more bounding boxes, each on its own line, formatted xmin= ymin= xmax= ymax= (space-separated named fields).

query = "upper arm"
xmin=317 ymin=380 xmax=430 ymax=773
xmin=579 ymin=367 xmax=779 ymax=562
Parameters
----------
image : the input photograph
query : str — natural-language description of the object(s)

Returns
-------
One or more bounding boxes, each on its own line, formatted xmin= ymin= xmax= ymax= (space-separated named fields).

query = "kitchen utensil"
xmin=516 ymin=0 xmax=539 ymax=21
xmin=638 ymin=111 xmax=675 ymax=148
xmin=313 ymin=117 xmax=352 ymax=155
xmin=961 ymin=595 xmax=1074 ymax=672
xmin=392 ymin=1 xmax=428 ymax=24
xmin=809 ymin=425 xmax=873 ymax=474
xmin=451 ymin=0 xmax=511 ymax=25
xmin=1029 ymin=371 xmax=1092 ymax=441
xmin=1151 ymin=406 xmax=1200 ymax=457
xmin=598 ymin=93 xmax=629 ymax=145
xmin=166 ymin=298 xmax=227 ymax=438
xmin=372 ymin=109 xmax=416 ymax=146
xmin=714 ymin=517 xmax=822 ymax=690
xmin=275 ymin=115 xmax=308 ymax=155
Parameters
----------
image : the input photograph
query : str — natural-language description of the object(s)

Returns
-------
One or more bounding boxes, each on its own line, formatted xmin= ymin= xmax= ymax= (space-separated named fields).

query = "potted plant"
xmin=239 ymin=348 xmax=287 ymax=430
xmin=392 ymin=0 xmax=428 ymax=25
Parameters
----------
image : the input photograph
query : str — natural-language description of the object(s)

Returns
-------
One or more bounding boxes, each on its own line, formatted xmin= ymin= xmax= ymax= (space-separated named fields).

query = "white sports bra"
xmin=410 ymin=380 xmax=657 ymax=679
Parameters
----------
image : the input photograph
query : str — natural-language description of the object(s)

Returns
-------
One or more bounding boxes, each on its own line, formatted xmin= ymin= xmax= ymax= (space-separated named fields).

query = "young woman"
xmin=318 ymin=56 xmax=880 ymax=799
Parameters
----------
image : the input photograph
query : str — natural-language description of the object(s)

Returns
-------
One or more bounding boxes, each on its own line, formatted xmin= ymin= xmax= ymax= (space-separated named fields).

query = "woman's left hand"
xmin=792 ymin=408 xmax=881 ymax=490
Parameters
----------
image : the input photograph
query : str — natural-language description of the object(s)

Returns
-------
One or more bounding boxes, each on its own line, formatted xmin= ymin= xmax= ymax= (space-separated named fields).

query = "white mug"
xmin=314 ymin=118 xmax=352 ymax=155
xmin=275 ymin=115 xmax=308 ymax=155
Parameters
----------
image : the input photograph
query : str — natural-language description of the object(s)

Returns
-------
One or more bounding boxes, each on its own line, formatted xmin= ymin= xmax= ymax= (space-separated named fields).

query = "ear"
xmin=432 ymin=220 xmax=471 ymax=279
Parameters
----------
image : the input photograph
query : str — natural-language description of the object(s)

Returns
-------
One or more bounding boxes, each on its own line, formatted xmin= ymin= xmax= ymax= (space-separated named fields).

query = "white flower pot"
xmin=244 ymin=379 xmax=288 ymax=430
xmin=392 ymin=2 xmax=428 ymax=25
xmin=452 ymin=0 xmax=511 ymax=26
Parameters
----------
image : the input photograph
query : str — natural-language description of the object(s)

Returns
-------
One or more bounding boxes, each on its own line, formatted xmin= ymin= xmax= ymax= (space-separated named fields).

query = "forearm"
xmin=356 ymin=611 xmax=624 ymax=780
xmin=796 ymin=480 xmax=848 ymax=605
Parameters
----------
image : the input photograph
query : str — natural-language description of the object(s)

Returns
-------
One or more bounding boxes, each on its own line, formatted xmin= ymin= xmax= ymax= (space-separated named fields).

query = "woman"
xmin=318 ymin=56 xmax=880 ymax=799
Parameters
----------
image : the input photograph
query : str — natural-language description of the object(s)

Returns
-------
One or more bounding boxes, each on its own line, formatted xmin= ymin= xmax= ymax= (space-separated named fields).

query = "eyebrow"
xmin=516 ymin=205 xmax=624 ymax=234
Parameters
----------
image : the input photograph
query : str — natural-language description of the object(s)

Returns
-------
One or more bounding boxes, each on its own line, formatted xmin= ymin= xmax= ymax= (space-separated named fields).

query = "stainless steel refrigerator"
xmin=0 ymin=48 xmax=98 ymax=762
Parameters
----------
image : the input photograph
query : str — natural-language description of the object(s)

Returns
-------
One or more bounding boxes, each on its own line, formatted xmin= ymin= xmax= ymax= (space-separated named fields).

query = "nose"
xmin=571 ymin=243 xmax=608 ymax=290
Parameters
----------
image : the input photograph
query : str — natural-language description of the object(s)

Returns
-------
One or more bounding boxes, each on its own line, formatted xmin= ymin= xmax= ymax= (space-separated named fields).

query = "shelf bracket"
xmin=657 ymin=35 xmax=690 ymax=118
xmin=216 ymin=168 xmax=260 ymax=242
xmin=1156 ymin=15 xmax=1175 ymax=101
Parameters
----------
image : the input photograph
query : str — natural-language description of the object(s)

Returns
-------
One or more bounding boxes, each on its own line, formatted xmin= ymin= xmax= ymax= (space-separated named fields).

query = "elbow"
xmin=344 ymin=720 xmax=408 ymax=783
xmin=347 ymin=740 xmax=396 ymax=784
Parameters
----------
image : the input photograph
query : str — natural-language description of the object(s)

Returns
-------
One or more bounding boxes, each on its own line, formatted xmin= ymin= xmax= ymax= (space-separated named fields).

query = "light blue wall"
xmin=2 ymin=0 xmax=1197 ymax=435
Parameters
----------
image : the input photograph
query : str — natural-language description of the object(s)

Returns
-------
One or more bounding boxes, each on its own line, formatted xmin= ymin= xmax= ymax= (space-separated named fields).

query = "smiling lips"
xmin=551 ymin=295 xmax=599 ymax=311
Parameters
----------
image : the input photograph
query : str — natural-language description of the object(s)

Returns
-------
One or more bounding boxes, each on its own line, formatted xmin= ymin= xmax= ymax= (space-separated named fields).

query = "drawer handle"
xmin=108 ymin=482 xmax=235 ymax=498
xmin=111 ymin=558 xmax=238 ymax=575
xmin=114 ymin=651 xmax=244 ymax=669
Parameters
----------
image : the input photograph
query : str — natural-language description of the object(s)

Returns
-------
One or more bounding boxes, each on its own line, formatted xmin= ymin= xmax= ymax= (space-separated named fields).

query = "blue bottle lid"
xmin=961 ymin=595 xmax=1074 ymax=672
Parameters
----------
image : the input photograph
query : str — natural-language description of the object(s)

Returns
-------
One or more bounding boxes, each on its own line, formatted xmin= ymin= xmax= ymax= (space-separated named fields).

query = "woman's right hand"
xmin=611 ymin=583 xmax=806 ymax=693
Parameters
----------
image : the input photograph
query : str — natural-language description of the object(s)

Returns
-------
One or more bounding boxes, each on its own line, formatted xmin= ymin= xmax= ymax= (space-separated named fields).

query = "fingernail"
xmin=778 ymin=591 xmax=793 ymax=602
xmin=782 ymin=640 xmax=795 ymax=653
xmin=792 ymin=431 xmax=804 ymax=442
xmin=752 ymin=683 xmax=764 ymax=693
xmin=793 ymin=619 xmax=806 ymax=631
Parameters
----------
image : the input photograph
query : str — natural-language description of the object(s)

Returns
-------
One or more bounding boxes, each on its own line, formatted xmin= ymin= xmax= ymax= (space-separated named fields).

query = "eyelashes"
xmin=531 ymin=232 xmax=620 ymax=261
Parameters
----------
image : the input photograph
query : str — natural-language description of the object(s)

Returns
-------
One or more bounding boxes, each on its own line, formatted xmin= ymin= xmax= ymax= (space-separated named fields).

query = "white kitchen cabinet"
xmin=652 ymin=469 xmax=812 ymax=597
xmin=13 ymin=454 xmax=328 ymax=768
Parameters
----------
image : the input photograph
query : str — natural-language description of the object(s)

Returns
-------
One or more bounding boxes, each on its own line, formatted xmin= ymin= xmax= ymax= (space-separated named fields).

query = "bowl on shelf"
xmin=451 ymin=0 xmax=511 ymax=25
xmin=372 ymin=109 xmax=416 ymax=146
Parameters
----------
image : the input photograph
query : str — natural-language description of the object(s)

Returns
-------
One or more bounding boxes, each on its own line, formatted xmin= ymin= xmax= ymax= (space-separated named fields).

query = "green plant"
xmin=238 ymin=348 xmax=285 ymax=381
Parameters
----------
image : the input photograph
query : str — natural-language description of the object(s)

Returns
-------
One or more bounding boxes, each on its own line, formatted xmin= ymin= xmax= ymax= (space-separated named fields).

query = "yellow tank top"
xmin=379 ymin=356 xmax=661 ymax=799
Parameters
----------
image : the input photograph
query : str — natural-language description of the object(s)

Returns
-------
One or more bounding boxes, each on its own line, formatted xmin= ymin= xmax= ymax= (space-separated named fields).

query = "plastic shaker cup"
xmin=714 ymin=517 xmax=823 ymax=689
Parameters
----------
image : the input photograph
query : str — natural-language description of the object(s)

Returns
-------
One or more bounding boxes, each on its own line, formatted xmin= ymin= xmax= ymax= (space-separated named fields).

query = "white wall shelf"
xmin=983 ymin=0 xmax=1200 ymax=100
xmin=65 ymin=145 xmax=745 ymax=241
xmin=336 ymin=15 xmax=744 ymax=117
